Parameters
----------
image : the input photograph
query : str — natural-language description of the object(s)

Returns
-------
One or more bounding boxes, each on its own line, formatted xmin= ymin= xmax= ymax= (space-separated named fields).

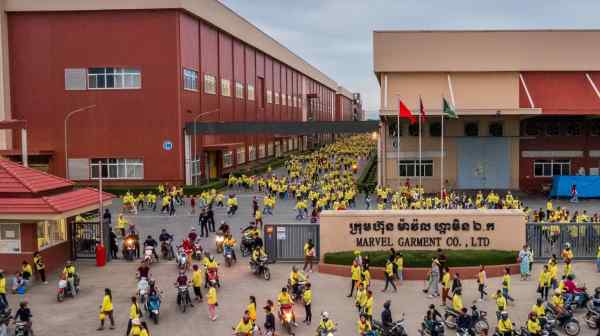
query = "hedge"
xmin=323 ymin=250 xmax=518 ymax=268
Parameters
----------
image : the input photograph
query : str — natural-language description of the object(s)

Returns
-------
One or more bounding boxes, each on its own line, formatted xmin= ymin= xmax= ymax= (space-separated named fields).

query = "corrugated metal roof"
xmin=0 ymin=159 xmax=73 ymax=193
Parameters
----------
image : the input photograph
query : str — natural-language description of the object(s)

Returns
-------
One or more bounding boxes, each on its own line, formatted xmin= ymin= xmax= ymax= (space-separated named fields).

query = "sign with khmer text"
xmin=319 ymin=210 xmax=525 ymax=257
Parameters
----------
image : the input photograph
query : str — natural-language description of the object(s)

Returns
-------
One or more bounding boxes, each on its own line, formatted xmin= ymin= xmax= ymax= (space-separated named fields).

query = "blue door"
xmin=456 ymin=138 xmax=510 ymax=189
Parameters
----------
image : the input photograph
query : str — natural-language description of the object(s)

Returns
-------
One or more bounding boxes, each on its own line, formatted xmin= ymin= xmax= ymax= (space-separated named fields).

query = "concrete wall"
xmin=319 ymin=209 xmax=526 ymax=257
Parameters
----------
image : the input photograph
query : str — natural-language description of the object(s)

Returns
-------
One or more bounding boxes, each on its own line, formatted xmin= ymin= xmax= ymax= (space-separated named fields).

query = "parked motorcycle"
xmin=563 ymin=287 xmax=590 ymax=311
xmin=250 ymin=256 xmax=271 ymax=281
xmin=0 ymin=308 xmax=11 ymax=336
xmin=14 ymin=320 xmax=29 ymax=336
xmin=224 ymin=244 xmax=236 ymax=267
xmin=373 ymin=314 xmax=407 ymax=336
xmin=215 ymin=231 xmax=224 ymax=253
xmin=146 ymin=293 xmax=161 ymax=324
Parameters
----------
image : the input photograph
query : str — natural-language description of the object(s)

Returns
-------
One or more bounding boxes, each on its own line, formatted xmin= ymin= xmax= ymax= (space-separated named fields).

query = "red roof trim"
xmin=0 ymin=188 xmax=114 ymax=215
xmin=0 ymin=159 xmax=73 ymax=193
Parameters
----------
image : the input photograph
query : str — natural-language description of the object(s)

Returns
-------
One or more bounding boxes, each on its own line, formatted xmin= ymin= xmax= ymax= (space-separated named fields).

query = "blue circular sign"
xmin=162 ymin=140 xmax=173 ymax=151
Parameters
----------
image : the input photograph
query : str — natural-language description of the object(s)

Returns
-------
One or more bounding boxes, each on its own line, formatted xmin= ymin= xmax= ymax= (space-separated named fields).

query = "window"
xmin=281 ymin=94 xmax=286 ymax=106
xmin=274 ymin=92 xmax=280 ymax=105
xmin=191 ymin=159 xmax=201 ymax=182
xmin=223 ymin=150 xmax=233 ymax=168
xmin=275 ymin=142 xmax=282 ymax=157
xmin=534 ymin=160 xmax=571 ymax=177
xmin=0 ymin=223 xmax=21 ymax=253
xmin=235 ymin=81 xmax=244 ymax=99
xmin=236 ymin=146 xmax=246 ymax=164
xmin=429 ymin=122 xmax=441 ymax=137
xmin=37 ymin=219 xmax=67 ymax=250
xmin=489 ymin=122 xmax=503 ymax=137
xmin=292 ymin=96 xmax=297 ymax=107
xmin=90 ymin=158 xmax=144 ymax=179
xmin=267 ymin=142 xmax=274 ymax=156
xmin=247 ymin=84 xmax=255 ymax=101
xmin=399 ymin=160 xmax=434 ymax=177
xmin=465 ymin=122 xmax=479 ymax=137
xmin=248 ymin=145 xmax=256 ymax=161
xmin=566 ymin=123 xmax=581 ymax=136
xmin=183 ymin=69 xmax=199 ymax=91
xmin=258 ymin=144 xmax=266 ymax=159
xmin=288 ymin=95 xmax=292 ymax=107
xmin=204 ymin=74 xmax=216 ymax=94
xmin=65 ymin=68 xmax=87 ymax=90
xmin=408 ymin=123 xmax=419 ymax=136
xmin=288 ymin=138 xmax=293 ymax=151
xmin=545 ymin=122 xmax=560 ymax=136
xmin=266 ymin=90 xmax=273 ymax=104
xmin=591 ymin=121 xmax=600 ymax=136
xmin=221 ymin=79 xmax=231 ymax=97
xmin=88 ymin=67 xmax=141 ymax=89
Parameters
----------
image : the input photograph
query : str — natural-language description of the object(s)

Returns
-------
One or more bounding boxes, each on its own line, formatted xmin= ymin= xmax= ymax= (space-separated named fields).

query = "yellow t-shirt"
xmin=495 ymin=295 xmax=507 ymax=310
xmin=385 ymin=262 xmax=394 ymax=276
xmin=129 ymin=303 xmax=139 ymax=320
xmin=303 ymin=289 xmax=312 ymax=305
xmin=528 ymin=319 xmax=541 ymax=334
xmin=365 ymin=296 xmax=374 ymax=315
xmin=531 ymin=304 xmax=545 ymax=317
xmin=452 ymin=294 xmax=463 ymax=311
xmin=235 ymin=319 xmax=254 ymax=333
xmin=358 ymin=320 xmax=372 ymax=332
xmin=498 ymin=319 xmax=513 ymax=333
xmin=277 ymin=292 xmax=292 ymax=305
xmin=502 ymin=274 xmax=511 ymax=290
xmin=0 ymin=278 xmax=5 ymax=294
xmin=207 ymin=287 xmax=217 ymax=305
xmin=442 ymin=273 xmax=451 ymax=289
xmin=247 ymin=303 xmax=257 ymax=321
xmin=102 ymin=295 xmax=113 ymax=312
xmin=192 ymin=270 xmax=202 ymax=287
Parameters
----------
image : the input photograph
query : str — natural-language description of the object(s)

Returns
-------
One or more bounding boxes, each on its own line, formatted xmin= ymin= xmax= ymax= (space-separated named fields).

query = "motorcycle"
xmin=14 ymin=320 xmax=29 ymax=336
xmin=544 ymin=305 xmax=581 ymax=336
xmin=57 ymin=274 xmax=80 ymax=302
xmin=207 ymin=267 xmax=220 ymax=288
xmin=176 ymin=285 xmax=192 ymax=313
xmin=279 ymin=304 xmax=295 ymax=335
xmin=240 ymin=233 xmax=254 ymax=257
xmin=519 ymin=321 xmax=559 ymax=336
xmin=146 ymin=294 xmax=161 ymax=324
xmin=419 ymin=320 xmax=445 ymax=336
xmin=287 ymin=278 xmax=307 ymax=303
xmin=469 ymin=305 xmax=490 ymax=334
xmin=250 ymin=256 xmax=271 ymax=281
xmin=215 ymin=231 xmax=224 ymax=253
xmin=143 ymin=246 xmax=155 ymax=264
xmin=0 ymin=308 xmax=11 ymax=336
xmin=373 ymin=314 xmax=407 ymax=336
xmin=160 ymin=240 xmax=174 ymax=260
xmin=124 ymin=238 xmax=136 ymax=261
xmin=443 ymin=307 xmax=459 ymax=329
xmin=563 ymin=287 xmax=590 ymax=311
xmin=192 ymin=241 xmax=204 ymax=261
xmin=176 ymin=248 xmax=188 ymax=271
xmin=584 ymin=300 xmax=599 ymax=329
xmin=223 ymin=244 xmax=235 ymax=267
xmin=137 ymin=277 xmax=149 ymax=306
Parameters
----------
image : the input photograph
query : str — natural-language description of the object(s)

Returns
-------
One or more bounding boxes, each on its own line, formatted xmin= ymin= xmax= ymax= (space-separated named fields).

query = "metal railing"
xmin=526 ymin=222 xmax=600 ymax=260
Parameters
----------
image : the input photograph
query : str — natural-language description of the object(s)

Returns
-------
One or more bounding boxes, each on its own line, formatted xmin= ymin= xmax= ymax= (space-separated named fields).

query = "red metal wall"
xmin=8 ymin=10 xmax=182 ymax=183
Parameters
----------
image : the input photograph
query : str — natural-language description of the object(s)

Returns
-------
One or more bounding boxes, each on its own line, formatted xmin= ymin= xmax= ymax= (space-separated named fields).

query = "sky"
xmin=221 ymin=0 xmax=600 ymax=120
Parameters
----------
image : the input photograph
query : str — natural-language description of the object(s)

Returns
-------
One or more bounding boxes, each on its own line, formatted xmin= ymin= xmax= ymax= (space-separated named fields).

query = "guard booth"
xmin=526 ymin=222 xmax=600 ymax=260
xmin=263 ymin=224 xmax=320 ymax=262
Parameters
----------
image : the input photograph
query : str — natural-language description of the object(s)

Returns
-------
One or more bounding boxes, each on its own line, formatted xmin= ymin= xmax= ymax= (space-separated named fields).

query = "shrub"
xmin=324 ymin=250 xmax=518 ymax=268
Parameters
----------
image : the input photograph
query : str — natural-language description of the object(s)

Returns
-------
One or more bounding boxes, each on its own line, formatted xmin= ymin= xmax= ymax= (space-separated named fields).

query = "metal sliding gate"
xmin=263 ymin=224 xmax=320 ymax=262
xmin=71 ymin=221 xmax=110 ymax=259
xmin=526 ymin=222 xmax=600 ymax=260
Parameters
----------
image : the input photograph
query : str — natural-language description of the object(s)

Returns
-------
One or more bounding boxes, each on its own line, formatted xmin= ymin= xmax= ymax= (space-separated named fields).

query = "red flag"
xmin=419 ymin=96 xmax=427 ymax=122
xmin=398 ymin=100 xmax=416 ymax=124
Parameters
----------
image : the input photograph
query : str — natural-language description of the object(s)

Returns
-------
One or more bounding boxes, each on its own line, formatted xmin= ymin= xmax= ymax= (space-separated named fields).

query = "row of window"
xmin=389 ymin=121 xmax=504 ymax=138
xmin=90 ymin=158 xmax=144 ymax=179
xmin=0 ymin=220 xmax=67 ymax=254
xmin=66 ymin=67 xmax=142 ymax=90
xmin=224 ymin=138 xmax=300 ymax=168
xmin=523 ymin=121 xmax=600 ymax=137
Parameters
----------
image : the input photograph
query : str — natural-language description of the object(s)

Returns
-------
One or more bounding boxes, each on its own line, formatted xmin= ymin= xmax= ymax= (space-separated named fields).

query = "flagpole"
xmin=441 ymin=105 xmax=444 ymax=201
xmin=397 ymin=114 xmax=400 ymax=183
xmin=418 ymin=100 xmax=422 ymax=193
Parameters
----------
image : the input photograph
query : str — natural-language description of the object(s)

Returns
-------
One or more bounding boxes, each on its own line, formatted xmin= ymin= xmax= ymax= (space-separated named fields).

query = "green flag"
xmin=443 ymin=97 xmax=457 ymax=119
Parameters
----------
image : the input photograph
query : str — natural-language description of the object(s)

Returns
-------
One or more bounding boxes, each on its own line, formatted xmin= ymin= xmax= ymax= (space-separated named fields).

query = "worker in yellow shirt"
xmin=452 ymin=289 xmax=464 ymax=312
xmin=126 ymin=296 xmax=142 ymax=336
xmin=527 ymin=312 xmax=541 ymax=336
xmin=364 ymin=290 xmax=374 ymax=321
xmin=247 ymin=296 xmax=257 ymax=325
xmin=97 ymin=288 xmax=115 ymax=330
xmin=597 ymin=246 xmax=600 ymax=272
xmin=348 ymin=260 xmax=362 ymax=297
xmin=191 ymin=264 xmax=203 ymax=301
xmin=361 ymin=266 xmax=371 ymax=289
xmin=382 ymin=258 xmax=397 ymax=293
xmin=254 ymin=209 xmax=263 ymax=229
xmin=302 ymin=283 xmax=312 ymax=324
xmin=0 ymin=269 xmax=6 ymax=308
xmin=539 ymin=265 xmax=551 ymax=300
xmin=129 ymin=319 xmax=142 ymax=336
xmin=441 ymin=268 xmax=451 ymax=306
xmin=497 ymin=311 xmax=513 ymax=336
xmin=531 ymin=298 xmax=545 ymax=318
xmin=116 ymin=214 xmax=128 ymax=237
xmin=357 ymin=314 xmax=373 ymax=335
xmin=492 ymin=290 xmax=507 ymax=320
xmin=234 ymin=314 xmax=254 ymax=335
xmin=207 ymin=283 xmax=218 ymax=321
xmin=277 ymin=287 xmax=296 ymax=325
xmin=501 ymin=267 xmax=515 ymax=302
xmin=317 ymin=312 xmax=336 ymax=334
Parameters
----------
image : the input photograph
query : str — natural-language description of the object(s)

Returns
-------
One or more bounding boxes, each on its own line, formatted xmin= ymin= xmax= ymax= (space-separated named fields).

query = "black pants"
xmin=200 ymin=223 xmax=209 ymax=238
xmin=208 ymin=216 xmax=215 ymax=232
xmin=0 ymin=293 xmax=7 ymax=307
xmin=37 ymin=269 xmax=46 ymax=283
xmin=383 ymin=274 xmax=397 ymax=292
xmin=111 ymin=244 xmax=118 ymax=258
xmin=304 ymin=303 xmax=312 ymax=322
xmin=348 ymin=280 xmax=357 ymax=296
xmin=541 ymin=286 xmax=549 ymax=300
xmin=478 ymin=284 xmax=487 ymax=299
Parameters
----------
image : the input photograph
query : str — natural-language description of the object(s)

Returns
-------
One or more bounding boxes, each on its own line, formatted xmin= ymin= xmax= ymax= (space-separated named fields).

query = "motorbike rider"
xmin=124 ymin=230 xmax=139 ymax=259
xmin=205 ymin=255 xmax=220 ymax=287
xmin=527 ymin=312 xmax=541 ymax=336
xmin=188 ymin=228 xmax=198 ymax=244
xmin=423 ymin=304 xmax=443 ymax=336
xmin=290 ymin=266 xmax=301 ymax=298
xmin=14 ymin=301 xmax=32 ymax=334
xmin=277 ymin=287 xmax=297 ymax=326
xmin=317 ymin=311 xmax=335 ymax=334
xmin=263 ymin=304 xmax=275 ymax=335
xmin=218 ymin=220 xmax=230 ymax=236
xmin=148 ymin=279 xmax=162 ymax=297
xmin=223 ymin=233 xmax=237 ymax=262
xmin=137 ymin=261 xmax=151 ymax=280
xmin=358 ymin=313 xmax=373 ymax=336
xmin=174 ymin=270 xmax=193 ymax=308
xmin=233 ymin=313 xmax=254 ymax=335
xmin=456 ymin=308 xmax=474 ymax=336
xmin=496 ymin=311 xmax=513 ymax=336
xmin=381 ymin=300 xmax=394 ymax=330
xmin=550 ymin=289 xmax=570 ymax=325
xmin=158 ymin=229 xmax=174 ymax=258
xmin=143 ymin=235 xmax=159 ymax=261
xmin=62 ymin=261 xmax=78 ymax=297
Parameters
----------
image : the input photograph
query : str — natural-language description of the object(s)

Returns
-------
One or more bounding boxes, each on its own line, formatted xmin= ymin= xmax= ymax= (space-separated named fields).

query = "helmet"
xmin=565 ymin=242 xmax=571 ymax=248
xmin=555 ymin=289 xmax=562 ymax=295
xmin=66 ymin=260 xmax=73 ymax=265
xmin=292 ymin=266 xmax=298 ymax=272
xmin=321 ymin=312 xmax=329 ymax=319
xmin=428 ymin=304 xmax=435 ymax=310
xmin=220 ymin=220 xmax=226 ymax=225
xmin=500 ymin=311 xmax=508 ymax=320
xmin=529 ymin=312 xmax=537 ymax=319
xmin=384 ymin=300 xmax=391 ymax=309
xmin=536 ymin=297 xmax=543 ymax=305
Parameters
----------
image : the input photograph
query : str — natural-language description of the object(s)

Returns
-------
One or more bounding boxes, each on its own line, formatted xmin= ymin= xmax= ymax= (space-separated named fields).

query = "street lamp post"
xmin=191 ymin=109 xmax=219 ymax=185
xmin=64 ymin=104 xmax=96 ymax=179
